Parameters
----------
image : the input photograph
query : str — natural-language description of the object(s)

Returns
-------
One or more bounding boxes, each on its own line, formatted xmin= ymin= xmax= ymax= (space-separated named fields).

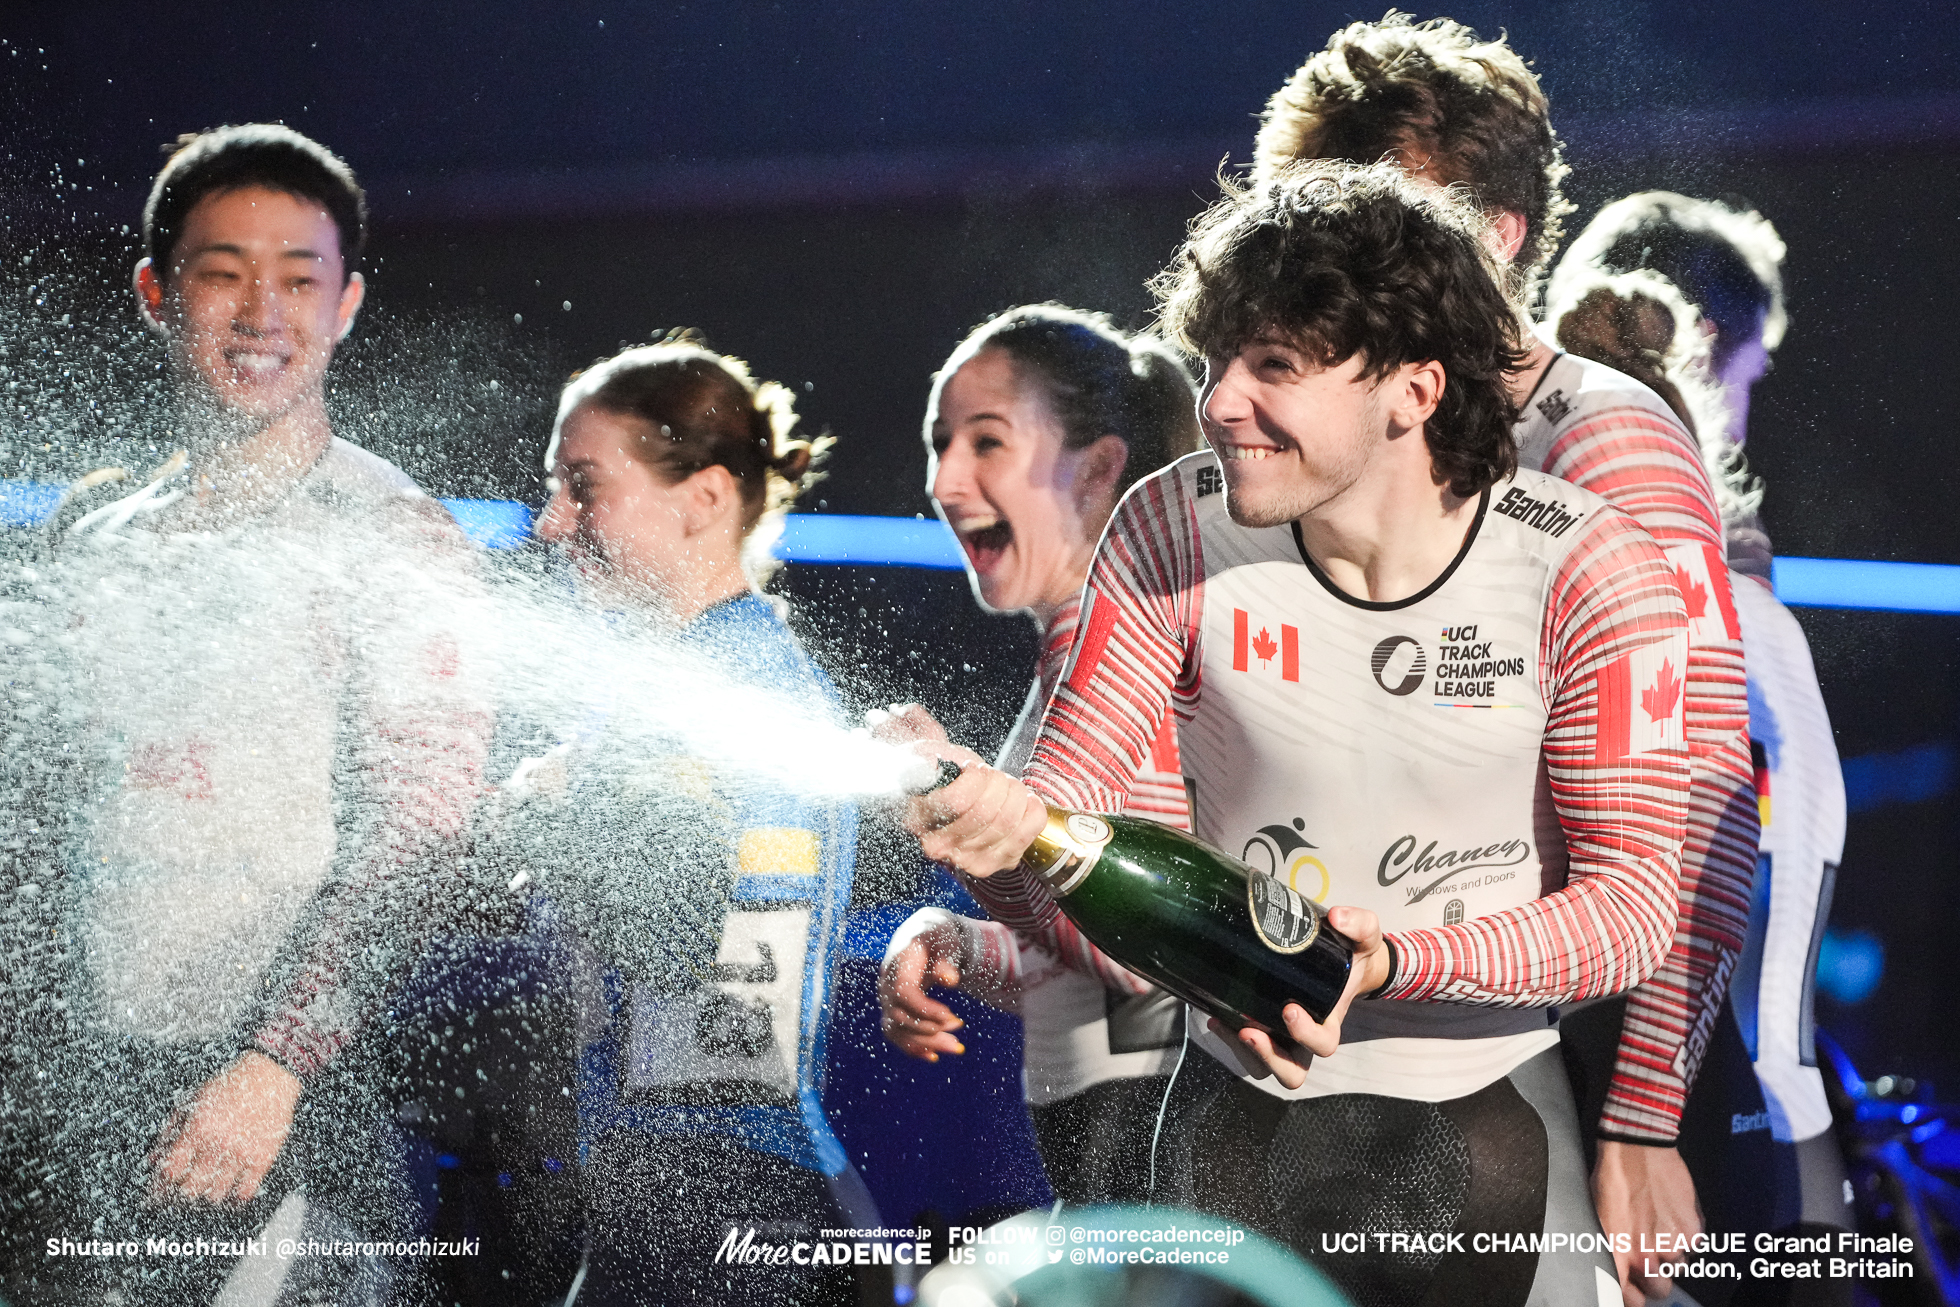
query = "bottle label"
xmin=1024 ymin=807 xmax=1114 ymax=896
xmin=1247 ymin=869 xmax=1321 ymax=954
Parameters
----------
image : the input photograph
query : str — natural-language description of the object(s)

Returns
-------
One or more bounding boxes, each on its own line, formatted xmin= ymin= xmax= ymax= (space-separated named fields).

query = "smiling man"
xmin=907 ymin=163 xmax=1692 ymax=1307
xmin=7 ymin=125 xmax=489 ymax=1305
xmin=1252 ymin=27 xmax=1762 ymax=1303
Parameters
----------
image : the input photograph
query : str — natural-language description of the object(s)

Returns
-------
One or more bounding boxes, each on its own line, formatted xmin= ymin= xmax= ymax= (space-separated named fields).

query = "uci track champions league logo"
xmin=1370 ymin=635 xmax=1426 ymax=696
xmin=1373 ymin=627 xmax=1527 ymax=704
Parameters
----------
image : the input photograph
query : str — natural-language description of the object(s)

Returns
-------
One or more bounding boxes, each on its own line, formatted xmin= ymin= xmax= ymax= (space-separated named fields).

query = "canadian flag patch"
xmin=1593 ymin=635 xmax=1690 ymax=763
xmin=1665 ymin=542 xmax=1741 ymax=646
xmin=1231 ymin=608 xmax=1299 ymax=682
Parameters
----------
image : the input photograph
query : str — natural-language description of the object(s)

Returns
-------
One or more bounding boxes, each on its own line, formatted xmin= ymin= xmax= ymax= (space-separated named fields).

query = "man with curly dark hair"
xmin=1257 ymin=23 xmax=1761 ymax=1302
xmin=905 ymin=162 xmax=1693 ymax=1306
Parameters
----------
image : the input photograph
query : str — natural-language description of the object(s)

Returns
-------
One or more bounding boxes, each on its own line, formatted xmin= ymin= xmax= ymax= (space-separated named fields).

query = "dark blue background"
xmin=3 ymin=0 xmax=1956 ymax=1266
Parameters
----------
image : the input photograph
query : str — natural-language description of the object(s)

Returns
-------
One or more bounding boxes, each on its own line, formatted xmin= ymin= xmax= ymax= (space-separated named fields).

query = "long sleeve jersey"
xmin=493 ymin=593 xmax=861 ymax=1174
xmin=955 ymin=594 xmax=1191 ymax=1104
xmin=988 ymin=456 xmax=1691 ymax=1102
xmin=60 ymin=438 xmax=492 ymax=1083
xmin=1517 ymin=351 xmax=1760 ymax=1142
xmin=972 ymin=593 xmax=1189 ymax=997
xmin=1727 ymin=574 xmax=1844 ymax=1144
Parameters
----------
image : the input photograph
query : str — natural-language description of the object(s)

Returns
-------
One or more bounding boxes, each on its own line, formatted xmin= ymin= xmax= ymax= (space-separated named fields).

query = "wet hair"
xmin=1549 ymin=267 xmax=1763 ymax=527
xmin=926 ymin=304 xmax=1202 ymax=500
xmin=555 ymin=335 xmax=829 ymax=580
xmin=1547 ymin=191 xmax=1786 ymax=368
xmin=1153 ymin=160 xmax=1527 ymax=499
xmin=1254 ymin=11 xmax=1570 ymax=300
xmin=144 ymin=124 xmax=367 ymax=280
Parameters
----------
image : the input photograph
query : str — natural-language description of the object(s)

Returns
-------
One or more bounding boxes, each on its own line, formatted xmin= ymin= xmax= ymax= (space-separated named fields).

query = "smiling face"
xmin=1201 ymin=339 xmax=1390 ymax=529
xmin=927 ymin=348 xmax=1115 ymax=616
xmin=143 ymin=185 xmax=362 ymax=428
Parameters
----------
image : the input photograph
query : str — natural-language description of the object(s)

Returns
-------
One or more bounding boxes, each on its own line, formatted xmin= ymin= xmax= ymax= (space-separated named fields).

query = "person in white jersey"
xmin=1 ymin=125 xmax=490 ymax=1305
xmin=904 ymin=162 xmax=1693 ymax=1307
xmin=875 ymin=304 xmax=1201 ymax=1204
xmin=1251 ymin=21 xmax=1759 ymax=1301
xmin=1549 ymin=196 xmax=1855 ymax=1304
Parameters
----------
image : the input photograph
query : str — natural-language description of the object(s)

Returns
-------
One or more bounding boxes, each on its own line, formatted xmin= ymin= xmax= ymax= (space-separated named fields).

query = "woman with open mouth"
xmin=876 ymin=303 xmax=1204 ymax=1205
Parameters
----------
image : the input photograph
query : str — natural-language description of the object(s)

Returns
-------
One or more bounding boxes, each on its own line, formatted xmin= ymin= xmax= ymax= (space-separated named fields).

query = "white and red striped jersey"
xmin=1729 ymin=574 xmax=1843 ymax=1143
xmin=996 ymin=593 xmax=1191 ymax=826
xmin=964 ymin=593 xmax=1192 ymax=1104
xmin=1517 ymin=350 xmax=1759 ymax=1142
xmin=985 ymin=454 xmax=1690 ymax=1102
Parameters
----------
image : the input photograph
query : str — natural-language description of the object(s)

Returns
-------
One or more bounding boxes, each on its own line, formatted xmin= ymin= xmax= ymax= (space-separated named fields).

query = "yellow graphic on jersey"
xmin=1288 ymin=853 xmax=1330 ymax=903
xmin=738 ymin=827 xmax=821 ymax=878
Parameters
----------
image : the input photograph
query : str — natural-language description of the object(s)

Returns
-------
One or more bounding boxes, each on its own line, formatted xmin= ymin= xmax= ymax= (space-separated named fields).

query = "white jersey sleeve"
xmin=1728 ymin=575 xmax=1843 ymax=1143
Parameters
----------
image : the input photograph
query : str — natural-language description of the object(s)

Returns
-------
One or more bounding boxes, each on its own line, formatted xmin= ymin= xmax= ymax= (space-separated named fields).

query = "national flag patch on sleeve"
xmin=1665 ymin=542 xmax=1742 ymax=646
xmin=1231 ymin=607 xmax=1299 ymax=682
xmin=1593 ymin=634 xmax=1690 ymax=763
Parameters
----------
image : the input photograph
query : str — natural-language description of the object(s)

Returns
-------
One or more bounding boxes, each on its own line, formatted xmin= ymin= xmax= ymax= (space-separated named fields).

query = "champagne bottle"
xmin=1020 ymin=806 xmax=1354 ymax=1035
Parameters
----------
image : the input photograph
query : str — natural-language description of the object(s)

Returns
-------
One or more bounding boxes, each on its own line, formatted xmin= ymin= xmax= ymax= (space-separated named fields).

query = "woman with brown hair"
xmin=875 ymin=303 xmax=1203 ymax=1206
xmin=512 ymin=338 xmax=870 ymax=1305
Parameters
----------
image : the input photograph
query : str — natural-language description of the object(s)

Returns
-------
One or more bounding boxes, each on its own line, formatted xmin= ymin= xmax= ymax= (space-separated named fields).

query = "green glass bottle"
xmin=1020 ymin=806 xmax=1354 ymax=1035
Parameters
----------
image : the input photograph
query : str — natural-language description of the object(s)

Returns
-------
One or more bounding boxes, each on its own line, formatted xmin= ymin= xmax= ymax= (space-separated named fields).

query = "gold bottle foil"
xmin=1021 ymin=806 xmax=1114 ymax=897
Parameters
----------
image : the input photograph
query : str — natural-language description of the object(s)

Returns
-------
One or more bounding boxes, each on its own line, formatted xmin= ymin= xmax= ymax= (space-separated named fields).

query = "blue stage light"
xmin=1842 ymin=741 xmax=1954 ymax=813
xmin=773 ymin=514 xmax=965 ymax=569
xmin=438 ymin=498 xmax=534 ymax=550
xmin=0 ymin=481 xmax=61 ymax=529
xmin=13 ymin=482 xmax=1960 ymax=605
xmin=1816 ymin=929 xmax=1885 ymax=1005
xmin=1773 ymin=555 xmax=1960 ymax=614
xmin=435 ymin=504 xmax=971 ymax=567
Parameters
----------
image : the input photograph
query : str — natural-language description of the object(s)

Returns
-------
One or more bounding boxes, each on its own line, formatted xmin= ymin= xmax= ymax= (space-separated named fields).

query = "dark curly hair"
xmin=1152 ymin=160 xmax=1527 ymax=499
xmin=1254 ymin=11 xmax=1570 ymax=302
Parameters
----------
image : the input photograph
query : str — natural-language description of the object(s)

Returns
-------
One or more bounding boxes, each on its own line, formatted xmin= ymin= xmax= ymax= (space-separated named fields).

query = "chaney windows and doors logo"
xmin=1241 ymin=818 xmax=1329 ymax=903
xmin=1370 ymin=635 xmax=1426 ymax=696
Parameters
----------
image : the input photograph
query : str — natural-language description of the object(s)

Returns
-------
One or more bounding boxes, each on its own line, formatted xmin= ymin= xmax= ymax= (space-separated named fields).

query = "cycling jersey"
xmin=986 ymin=454 xmax=1690 ymax=1102
xmin=1515 ymin=351 xmax=1758 ymax=1142
xmin=24 ymin=436 xmax=491 ymax=1303
xmin=968 ymin=451 xmax=1684 ymax=1303
xmin=59 ymin=438 xmax=490 ymax=1076
xmin=507 ymin=593 xmax=860 ymax=1176
xmin=1728 ymin=574 xmax=1843 ymax=1145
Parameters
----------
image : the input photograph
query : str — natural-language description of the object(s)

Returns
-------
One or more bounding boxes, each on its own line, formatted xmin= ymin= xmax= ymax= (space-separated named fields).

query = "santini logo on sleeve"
xmin=1494 ymin=485 xmax=1585 ymax=538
